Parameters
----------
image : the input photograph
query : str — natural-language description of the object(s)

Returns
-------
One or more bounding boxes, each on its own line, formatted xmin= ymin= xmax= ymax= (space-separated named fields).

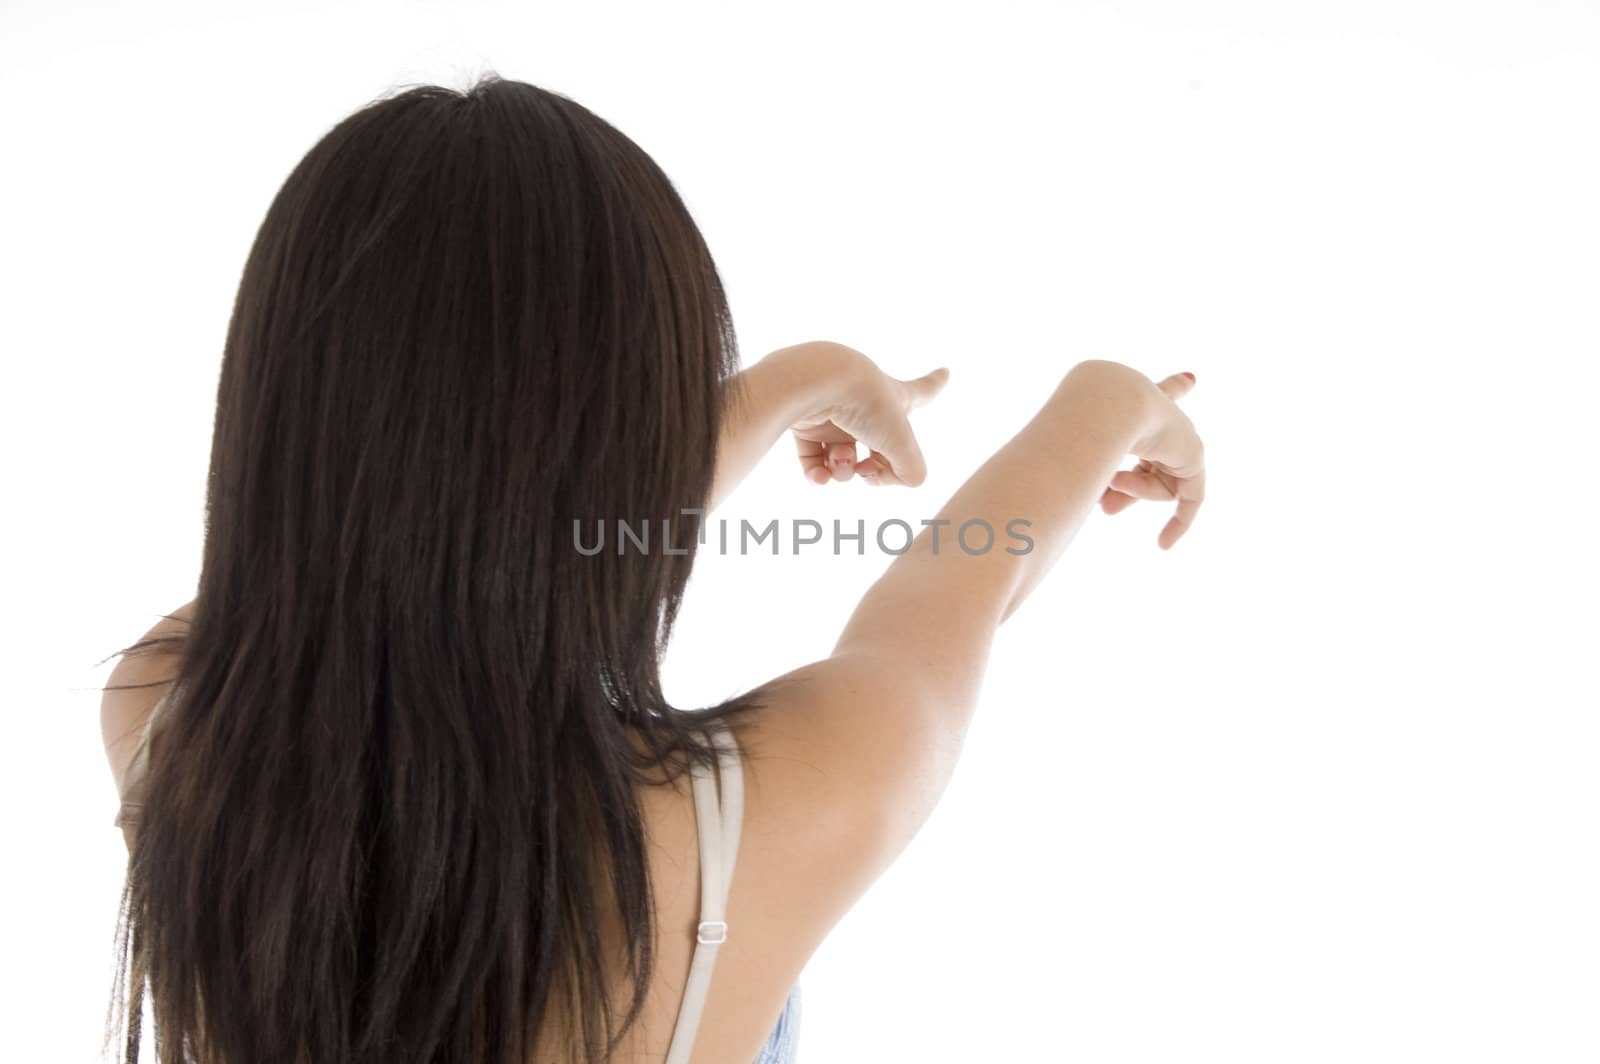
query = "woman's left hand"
xmin=783 ymin=342 xmax=949 ymax=487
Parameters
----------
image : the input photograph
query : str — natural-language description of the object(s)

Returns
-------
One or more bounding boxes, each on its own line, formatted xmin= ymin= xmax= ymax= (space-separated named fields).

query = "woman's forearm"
xmin=830 ymin=360 xmax=1154 ymax=709
xmin=707 ymin=343 xmax=838 ymax=512
xmin=958 ymin=360 xmax=1156 ymax=625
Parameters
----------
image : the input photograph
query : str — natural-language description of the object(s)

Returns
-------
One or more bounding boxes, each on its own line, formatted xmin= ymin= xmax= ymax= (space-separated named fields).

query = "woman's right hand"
xmin=1093 ymin=365 xmax=1206 ymax=549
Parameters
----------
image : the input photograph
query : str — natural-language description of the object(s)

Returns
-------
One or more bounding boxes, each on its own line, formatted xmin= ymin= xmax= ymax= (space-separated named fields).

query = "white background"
xmin=3 ymin=2 xmax=1597 ymax=1061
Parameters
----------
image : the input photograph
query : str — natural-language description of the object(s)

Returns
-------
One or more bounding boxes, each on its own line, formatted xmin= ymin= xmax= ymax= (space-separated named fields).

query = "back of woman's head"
xmin=108 ymin=74 xmax=755 ymax=1064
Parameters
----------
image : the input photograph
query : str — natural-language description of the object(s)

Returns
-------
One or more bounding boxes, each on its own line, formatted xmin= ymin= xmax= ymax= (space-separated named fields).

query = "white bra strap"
xmin=112 ymin=690 xmax=172 ymax=828
xmin=714 ymin=727 xmax=744 ymax=903
xmin=663 ymin=725 xmax=744 ymax=1064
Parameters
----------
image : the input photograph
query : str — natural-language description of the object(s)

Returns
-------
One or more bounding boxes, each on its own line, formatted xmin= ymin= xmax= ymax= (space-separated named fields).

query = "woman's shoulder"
xmin=719 ymin=652 xmax=950 ymax=967
xmin=101 ymin=602 xmax=193 ymax=800
xmin=627 ymin=657 xmax=941 ymax=1061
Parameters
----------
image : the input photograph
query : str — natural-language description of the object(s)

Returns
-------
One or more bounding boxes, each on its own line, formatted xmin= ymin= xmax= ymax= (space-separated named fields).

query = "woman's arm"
xmin=707 ymin=343 xmax=829 ymax=512
xmin=731 ymin=359 xmax=1204 ymax=934
xmin=826 ymin=362 xmax=1201 ymax=786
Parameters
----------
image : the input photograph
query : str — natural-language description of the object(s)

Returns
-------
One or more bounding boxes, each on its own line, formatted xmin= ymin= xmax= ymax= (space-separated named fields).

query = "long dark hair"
xmin=102 ymin=74 xmax=759 ymax=1064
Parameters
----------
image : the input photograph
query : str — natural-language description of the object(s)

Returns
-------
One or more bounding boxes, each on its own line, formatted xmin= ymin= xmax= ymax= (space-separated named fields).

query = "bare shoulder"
xmin=608 ymin=656 xmax=957 ymax=1063
xmin=724 ymin=651 xmax=958 ymax=969
xmin=101 ymin=600 xmax=195 ymax=794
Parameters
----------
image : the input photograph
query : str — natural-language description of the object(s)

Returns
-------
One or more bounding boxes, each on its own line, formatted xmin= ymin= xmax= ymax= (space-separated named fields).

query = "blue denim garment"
xmin=751 ymin=983 xmax=801 ymax=1063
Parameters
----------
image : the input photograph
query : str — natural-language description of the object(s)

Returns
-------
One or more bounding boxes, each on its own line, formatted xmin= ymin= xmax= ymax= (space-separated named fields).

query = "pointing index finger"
xmin=901 ymin=367 xmax=951 ymax=410
xmin=1157 ymin=371 xmax=1197 ymax=401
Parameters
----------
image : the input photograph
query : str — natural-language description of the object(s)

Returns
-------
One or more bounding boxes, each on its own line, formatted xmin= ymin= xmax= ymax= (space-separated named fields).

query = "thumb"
xmin=900 ymin=366 xmax=951 ymax=410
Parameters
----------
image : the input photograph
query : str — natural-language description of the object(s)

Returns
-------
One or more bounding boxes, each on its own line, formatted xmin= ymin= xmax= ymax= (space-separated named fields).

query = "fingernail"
xmin=1181 ymin=371 xmax=1195 ymax=381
